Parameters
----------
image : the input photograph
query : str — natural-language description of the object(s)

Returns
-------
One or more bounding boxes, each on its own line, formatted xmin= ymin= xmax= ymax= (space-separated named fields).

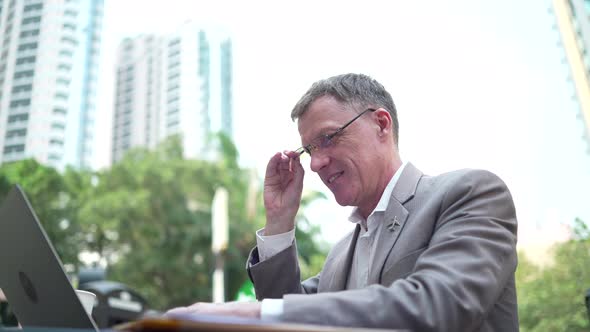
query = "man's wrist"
xmin=263 ymin=224 xmax=294 ymax=236
xmin=263 ymin=216 xmax=295 ymax=235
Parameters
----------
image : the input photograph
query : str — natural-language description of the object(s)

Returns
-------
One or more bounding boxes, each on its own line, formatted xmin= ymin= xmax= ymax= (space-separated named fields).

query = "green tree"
xmin=79 ymin=137 xmax=214 ymax=309
xmin=0 ymin=159 xmax=83 ymax=266
xmin=79 ymin=134 xmax=327 ymax=309
xmin=0 ymin=134 xmax=329 ymax=312
xmin=517 ymin=218 xmax=590 ymax=332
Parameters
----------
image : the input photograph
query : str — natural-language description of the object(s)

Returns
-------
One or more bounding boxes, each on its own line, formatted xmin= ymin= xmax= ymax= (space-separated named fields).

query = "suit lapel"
xmin=368 ymin=163 xmax=423 ymax=284
xmin=328 ymin=224 xmax=360 ymax=291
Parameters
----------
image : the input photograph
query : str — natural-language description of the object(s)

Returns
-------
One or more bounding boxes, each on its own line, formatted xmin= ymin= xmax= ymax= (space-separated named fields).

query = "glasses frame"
xmin=295 ymin=108 xmax=376 ymax=156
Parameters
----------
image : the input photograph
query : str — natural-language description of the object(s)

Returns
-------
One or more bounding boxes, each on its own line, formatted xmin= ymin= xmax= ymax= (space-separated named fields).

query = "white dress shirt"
xmin=256 ymin=162 xmax=407 ymax=320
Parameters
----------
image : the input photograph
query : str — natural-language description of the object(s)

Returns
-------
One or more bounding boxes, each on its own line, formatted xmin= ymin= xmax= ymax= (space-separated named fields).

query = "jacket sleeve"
xmin=247 ymin=243 xmax=319 ymax=299
xmin=279 ymin=170 xmax=518 ymax=332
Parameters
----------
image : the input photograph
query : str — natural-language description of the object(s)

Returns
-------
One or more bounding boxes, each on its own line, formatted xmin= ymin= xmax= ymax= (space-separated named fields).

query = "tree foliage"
xmin=517 ymin=218 xmax=590 ymax=331
xmin=0 ymin=159 xmax=83 ymax=265
xmin=0 ymin=134 xmax=328 ymax=311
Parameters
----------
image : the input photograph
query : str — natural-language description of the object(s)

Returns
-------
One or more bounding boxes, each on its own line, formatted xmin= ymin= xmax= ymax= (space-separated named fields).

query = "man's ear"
xmin=374 ymin=108 xmax=392 ymax=137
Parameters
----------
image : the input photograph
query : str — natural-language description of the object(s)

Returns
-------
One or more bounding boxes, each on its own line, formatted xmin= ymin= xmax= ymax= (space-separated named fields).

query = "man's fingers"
xmin=164 ymin=307 xmax=190 ymax=317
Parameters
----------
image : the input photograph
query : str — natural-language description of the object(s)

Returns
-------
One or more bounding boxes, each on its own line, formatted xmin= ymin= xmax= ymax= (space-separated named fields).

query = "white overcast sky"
xmin=94 ymin=0 xmax=590 ymax=245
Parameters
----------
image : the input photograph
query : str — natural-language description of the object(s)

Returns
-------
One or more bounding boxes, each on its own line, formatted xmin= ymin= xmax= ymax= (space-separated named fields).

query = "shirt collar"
xmin=348 ymin=162 xmax=407 ymax=228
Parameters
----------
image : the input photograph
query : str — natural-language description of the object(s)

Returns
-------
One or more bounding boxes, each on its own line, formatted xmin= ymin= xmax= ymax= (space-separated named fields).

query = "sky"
xmin=94 ymin=0 xmax=590 ymax=245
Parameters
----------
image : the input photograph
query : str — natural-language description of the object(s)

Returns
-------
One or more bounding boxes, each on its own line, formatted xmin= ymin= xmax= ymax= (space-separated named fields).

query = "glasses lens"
xmin=295 ymin=145 xmax=313 ymax=156
xmin=319 ymin=134 xmax=335 ymax=149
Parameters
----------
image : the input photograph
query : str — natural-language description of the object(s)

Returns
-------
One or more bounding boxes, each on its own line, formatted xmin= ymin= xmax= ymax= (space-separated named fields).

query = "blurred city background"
xmin=0 ymin=0 xmax=590 ymax=330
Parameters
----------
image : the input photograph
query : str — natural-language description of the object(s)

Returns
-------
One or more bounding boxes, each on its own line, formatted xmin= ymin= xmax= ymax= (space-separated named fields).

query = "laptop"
xmin=0 ymin=185 xmax=98 ymax=330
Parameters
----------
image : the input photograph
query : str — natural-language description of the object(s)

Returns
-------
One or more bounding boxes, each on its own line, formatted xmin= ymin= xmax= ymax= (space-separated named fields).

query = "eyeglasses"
xmin=295 ymin=108 xmax=376 ymax=156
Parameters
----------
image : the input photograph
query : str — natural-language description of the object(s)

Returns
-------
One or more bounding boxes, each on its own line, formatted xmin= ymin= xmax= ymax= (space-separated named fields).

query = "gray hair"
xmin=291 ymin=73 xmax=399 ymax=145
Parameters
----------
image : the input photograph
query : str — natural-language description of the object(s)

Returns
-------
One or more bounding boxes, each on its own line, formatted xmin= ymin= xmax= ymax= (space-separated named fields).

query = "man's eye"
xmin=321 ymin=133 xmax=338 ymax=148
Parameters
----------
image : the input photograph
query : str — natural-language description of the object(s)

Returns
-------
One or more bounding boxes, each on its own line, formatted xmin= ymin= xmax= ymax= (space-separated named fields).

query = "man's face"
xmin=297 ymin=96 xmax=385 ymax=210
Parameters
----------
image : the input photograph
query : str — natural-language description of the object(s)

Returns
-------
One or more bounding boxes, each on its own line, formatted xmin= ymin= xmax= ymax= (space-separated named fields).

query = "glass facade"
xmin=0 ymin=0 xmax=104 ymax=169
xmin=111 ymin=24 xmax=233 ymax=163
xmin=554 ymin=0 xmax=590 ymax=150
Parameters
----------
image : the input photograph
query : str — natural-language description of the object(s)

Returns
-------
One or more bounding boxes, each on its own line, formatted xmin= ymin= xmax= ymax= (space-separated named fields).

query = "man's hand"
xmin=165 ymin=301 xmax=261 ymax=319
xmin=263 ymin=151 xmax=304 ymax=235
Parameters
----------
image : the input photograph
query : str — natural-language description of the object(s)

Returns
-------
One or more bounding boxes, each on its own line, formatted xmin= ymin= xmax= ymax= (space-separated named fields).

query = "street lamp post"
xmin=211 ymin=187 xmax=228 ymax=303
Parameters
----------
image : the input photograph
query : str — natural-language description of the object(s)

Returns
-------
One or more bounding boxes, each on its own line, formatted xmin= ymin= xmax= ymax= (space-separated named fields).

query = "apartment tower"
xmin=111 ymin=22 xmax=233 ymax=163
xmin=0 ymin=0 xmax=104 ymax=169
xmin=553 ymin=0 xmax=590 ymax=151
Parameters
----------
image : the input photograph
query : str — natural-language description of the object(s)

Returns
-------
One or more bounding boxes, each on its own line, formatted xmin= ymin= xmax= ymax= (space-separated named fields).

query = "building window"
xmin=168 ymin=60 xmax=180 ymax=69
xmin=61 ymin=36 xmax=77 ymax=45
xmin=17 ymin=42 xmax=37 ymax=51
xmin=7 ymin=113 xmax=28 ymax=122
xmin=3 ymin=144 xmax=25 ymax=153
xmin=56 ymin=78 xmax=70 ymax=85
xmin=20 ymin=29 xmax=40 ymax=37
xmin=169 ymin=38 xmax=180 ymax=47
xmin=64 ymin=9 xmax=77 ymax=17
xmin=51 ymin=122 xmax=65 ymax=130
xmin=12 ymin=84 xmax=32 ymax=92
xmin=23 ymin=3 xmax=42 ymax=12
xmin=49 ymin=138 xmax=63 ymax=146
xmin=167 ymin=83 xmax=179 ymax=92
xmin=168 ymin=95 xmax=179 ymax=103
xmin=53 ymin=107 xmax=67 ymax=115
xmin=54 ymin=92 xmax=68 ymax=100
xmin=62 ymin=22 xmax=76 ymax=31
xmin=168 ymin=49 xmax=180 ymax=58
xmin=21 ymin=16 xmax=41 ymax=25
xmin=59 ymin=49 xmax=73 ymax=57
xmin=16 ymin=56 xmax=35 ymax=64
xmin=5 ymin=128 xmax=26 ymax=138
xmin=9 ymin=99 xmax=30 ymax=107
xmin=14 ymin=70 xmax=34 ymax=79
xmin=48 ymin=153 xmax=61 ymax=161
xmin=123 ymin=40 xmax=133 ymax=52
xmin=4 ymin=23 xmax=13 ymax=35
xmin=57 ymin=63 xmax=71 ymax=71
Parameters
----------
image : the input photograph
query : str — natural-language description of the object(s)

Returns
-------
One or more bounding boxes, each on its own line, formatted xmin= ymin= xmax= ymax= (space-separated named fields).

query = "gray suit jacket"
xmin=247 ymin=163 xmax=518 ymax=332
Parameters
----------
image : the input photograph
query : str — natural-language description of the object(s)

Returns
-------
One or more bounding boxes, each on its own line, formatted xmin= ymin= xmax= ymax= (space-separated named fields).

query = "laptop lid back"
xmin=0 ymin=185 xmax=98 ymax=330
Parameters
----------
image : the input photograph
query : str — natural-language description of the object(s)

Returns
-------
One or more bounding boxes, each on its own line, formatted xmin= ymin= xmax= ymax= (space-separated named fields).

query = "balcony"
xmin=8 ymin=105 xmax=30 ymax=115
xmin=18 ymin=35 xmax=38 ymax=45
xmin=2 ymin=151 xmax=26 ymax=162
xmin=3 ymin=136 xmax=26 ymax=146
xmin=6 ymin=121 xmax=28 ymax=131
xmin=14 ymin=62 xmax=36 ymax=72
xmin=10 ymin=91 xmax=32 ymax=100
xmin=12 ymin=76 xmax=34 ymax=86
xmin=16 ymin=49 xmax=37 ymax=58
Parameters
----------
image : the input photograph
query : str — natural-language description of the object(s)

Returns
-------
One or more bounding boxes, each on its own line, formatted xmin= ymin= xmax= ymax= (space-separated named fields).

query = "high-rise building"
xmin=111 ymin=22 xmax=233 ymax=163
xmin=552 ymin=0 xmax=590 ymax=151
xmin=0 ymin=0 xmax=104 ymax=169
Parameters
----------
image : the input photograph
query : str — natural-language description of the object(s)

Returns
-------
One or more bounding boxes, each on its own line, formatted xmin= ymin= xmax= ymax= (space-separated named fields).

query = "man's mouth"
xmin=327 ymin=171 xmax=344 ymax=184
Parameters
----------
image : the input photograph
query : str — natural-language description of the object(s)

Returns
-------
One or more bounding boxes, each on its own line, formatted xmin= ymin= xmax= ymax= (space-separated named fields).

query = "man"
xmin=168 ymin=73 xmax=519 ymax=331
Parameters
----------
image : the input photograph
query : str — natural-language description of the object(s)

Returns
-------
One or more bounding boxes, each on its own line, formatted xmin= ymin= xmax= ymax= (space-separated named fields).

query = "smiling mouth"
xmin=327 ymin=172 xmax=344 ymax=184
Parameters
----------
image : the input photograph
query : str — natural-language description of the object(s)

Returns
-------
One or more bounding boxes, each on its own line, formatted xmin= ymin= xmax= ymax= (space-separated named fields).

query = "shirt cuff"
xmin=255 ymin=227 xmax=295 ymax=261
xmin=260 ymin=298 xmax=284 ymax=321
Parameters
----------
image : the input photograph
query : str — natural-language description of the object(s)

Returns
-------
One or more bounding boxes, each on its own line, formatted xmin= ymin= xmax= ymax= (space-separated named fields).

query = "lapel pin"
xmin=388 ymin=216 xmax=400 ymax=232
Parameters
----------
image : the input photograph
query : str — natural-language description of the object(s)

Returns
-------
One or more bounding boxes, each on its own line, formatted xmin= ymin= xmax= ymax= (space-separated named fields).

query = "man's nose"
xmin=310 ymin=152 xmax=329 ymax=173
